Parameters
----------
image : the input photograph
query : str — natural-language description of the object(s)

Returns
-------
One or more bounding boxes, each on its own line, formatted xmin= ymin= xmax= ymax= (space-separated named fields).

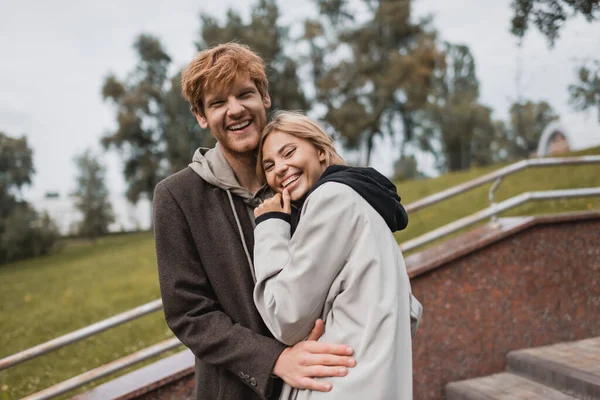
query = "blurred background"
xmin=1 ymin=0 xmax=599 ymax=235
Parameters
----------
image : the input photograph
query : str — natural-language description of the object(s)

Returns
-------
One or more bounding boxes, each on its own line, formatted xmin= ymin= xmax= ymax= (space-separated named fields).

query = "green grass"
xmin=0 ymin=233 xmax=179 ymax=400
xmin=1 ymin=146 xmax=599 ymax=399
xmin=395 ymin=146 xmax=600 ymax=246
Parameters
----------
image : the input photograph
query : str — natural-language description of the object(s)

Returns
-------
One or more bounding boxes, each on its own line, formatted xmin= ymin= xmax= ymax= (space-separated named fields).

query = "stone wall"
xmin=408 ymin=214 xmax=600 ymax=399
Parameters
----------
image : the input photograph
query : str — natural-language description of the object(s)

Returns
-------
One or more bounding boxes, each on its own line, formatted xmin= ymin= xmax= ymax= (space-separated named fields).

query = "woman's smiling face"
xmin=261 ymin=130 xmax=327 ymax=201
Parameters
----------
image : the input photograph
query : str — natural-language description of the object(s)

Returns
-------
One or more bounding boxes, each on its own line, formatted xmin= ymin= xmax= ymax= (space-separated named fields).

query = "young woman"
xmin=252 ymin=111 xmax=421 ymax=400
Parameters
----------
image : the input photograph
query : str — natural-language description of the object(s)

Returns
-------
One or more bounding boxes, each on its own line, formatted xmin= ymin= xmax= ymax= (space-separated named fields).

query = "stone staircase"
xmin=446 ymin=337 xmax=600 ymax=400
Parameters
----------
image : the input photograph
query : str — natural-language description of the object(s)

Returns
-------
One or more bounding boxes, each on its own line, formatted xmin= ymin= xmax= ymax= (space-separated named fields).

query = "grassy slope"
xmin=1 ymin=146 xmax=599 ymax=399
xmin=0 ymin=233 xmax=176 ymax=399
xmin=395 ymin=146 xmax=600 ymax=245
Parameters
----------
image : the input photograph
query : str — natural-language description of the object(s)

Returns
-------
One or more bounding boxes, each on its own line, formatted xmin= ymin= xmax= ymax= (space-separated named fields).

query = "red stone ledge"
xmin=405 ymin=210 xmax=600 ymax=278
xmin=408 ymin=210 xmax=600 ymax=399
xmin=74 ymin=350 xmax=194 ymax=400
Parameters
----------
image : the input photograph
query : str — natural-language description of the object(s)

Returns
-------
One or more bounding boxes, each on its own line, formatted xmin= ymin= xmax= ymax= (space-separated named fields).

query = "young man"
xmin=153 ymin=43 xmax=355 ymax=400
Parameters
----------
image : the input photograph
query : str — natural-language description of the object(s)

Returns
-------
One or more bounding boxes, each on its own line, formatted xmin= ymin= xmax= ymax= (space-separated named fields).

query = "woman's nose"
xmin=275 ymin=162 xmax=288 ymax=175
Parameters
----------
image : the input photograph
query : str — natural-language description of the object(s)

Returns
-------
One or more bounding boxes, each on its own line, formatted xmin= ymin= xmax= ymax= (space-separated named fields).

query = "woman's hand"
xmin=254 ymin=189 xmax=291 ymax=217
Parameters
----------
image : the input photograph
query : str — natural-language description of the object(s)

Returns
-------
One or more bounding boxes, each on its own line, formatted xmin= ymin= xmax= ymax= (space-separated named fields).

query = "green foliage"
xmin=0 ymin=205 xmax=61 ymax=265
xmin=0 ymin=132 xmax=35 ymax=218
xmin=393 ymin=154 xmax=426 ymax=181
xmin=510 ymin=0 xmax=600 ymax=45
xmin=496 ymin=100 xmax=560 ymax=159
xmin=102 ymin=34 xmax=173 ymax=204
xmin=304 ymin=0 xmax=439 ymax=165
xmin=196 ymin=0 xmax=308 ymax=112
xmin=71 ymin=150 xmax=115 ymax=240
xmin=0 ymin=132 xmax=60 ymax=265
xmin=418 ymin=42 xmax=498 ymax=171
xmin=163 ymin=72 xmax=216 ymax=172
xmin=0 ymin=133 xmax=34 ymax=191
xmin=569 ymin=59 xmax=600 ymax=122
xmin=510 ymin=1 xmax=600 ymax=126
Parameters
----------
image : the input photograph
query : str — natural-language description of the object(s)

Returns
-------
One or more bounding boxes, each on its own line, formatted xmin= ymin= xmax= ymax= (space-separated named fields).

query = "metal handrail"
xmin=400 ymin=187 xmax=600 ymax=253
xmin=404 ymin=156 xmax=600 ymax=214
xmin=0 ymin=299 xmax=164 ymax=372
xmin=2 ymin=155 xmax=599 ymax=399
xmin=22 ymin=338 xmax=182 ymax=400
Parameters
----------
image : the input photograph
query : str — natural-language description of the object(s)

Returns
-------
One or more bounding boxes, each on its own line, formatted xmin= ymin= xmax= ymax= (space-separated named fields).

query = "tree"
xmin=196 ymin=0 xmax=308 ymax=112
xmin=505 ymin=100 xmax=560 ymax=158
xmin=393 ymin=154 xmax=426 ymax=181
xmin=163 ymin=72 xmax=215 ymax=172
xmin=0 ymin=132 xmax=60 ymax=264
xmin=417 ymin=43 xmax=497 ymax=171
xmin=569 ymin=59 xmax=600 ymax=122
xmin=102 ymin=34 xmax=172 ymax=205
xmin=510 ymin=0 xmax=600 ymax=45
xmin=509 ymin=1 xmax=600 ymax=127
xmin=72 ymin=150 xmax=115 ymax=240
xmin=510 ymin=1 xmax=600 ymax=126
xmin=0 ymin=207 xmax=60 ymax=264
xmin=0 ymin=132 xmax=34 ymax=219
xmin=303 ymin=0 xmax=440 ymax=166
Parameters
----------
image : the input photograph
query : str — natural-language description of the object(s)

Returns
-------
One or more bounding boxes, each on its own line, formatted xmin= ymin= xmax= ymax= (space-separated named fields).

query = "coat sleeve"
xmin=253 ymin=183 xmax=360 ymax=345
xmin=153 ymin=182 xmax=286 ymax=398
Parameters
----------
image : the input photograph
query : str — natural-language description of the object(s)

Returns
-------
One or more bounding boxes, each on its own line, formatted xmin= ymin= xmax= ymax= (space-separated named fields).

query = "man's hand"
xmin=254 ymin=189 xmax=291 ymax=218
xmin=272 ymin=319 xmax=356 ymax=392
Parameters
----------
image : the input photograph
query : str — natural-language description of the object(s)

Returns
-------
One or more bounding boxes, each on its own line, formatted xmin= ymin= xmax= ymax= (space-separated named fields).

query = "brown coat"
xmin=153 ymin=167 xmax=286 ymax=400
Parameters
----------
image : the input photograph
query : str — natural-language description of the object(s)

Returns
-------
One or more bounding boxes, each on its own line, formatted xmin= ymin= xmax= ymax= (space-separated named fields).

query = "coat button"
xmin=238 ymin=371 xmax=245 ymax=378
xmin=250 ymin=377 xmax=257 ymax=387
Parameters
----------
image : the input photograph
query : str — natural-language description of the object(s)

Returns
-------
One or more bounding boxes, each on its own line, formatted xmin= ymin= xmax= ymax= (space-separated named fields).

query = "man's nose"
xmin=227 ymin=97 xmax=244 ymax=117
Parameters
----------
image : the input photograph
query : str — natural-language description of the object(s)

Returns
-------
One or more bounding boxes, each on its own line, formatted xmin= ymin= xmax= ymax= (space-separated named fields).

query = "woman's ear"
xmin=318 ymin=149 xmax=327 ymax=163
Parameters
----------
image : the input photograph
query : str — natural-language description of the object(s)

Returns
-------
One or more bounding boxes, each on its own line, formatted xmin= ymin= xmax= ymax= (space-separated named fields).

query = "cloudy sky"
xmin=1 ymin=0 xmax=599 ymax=207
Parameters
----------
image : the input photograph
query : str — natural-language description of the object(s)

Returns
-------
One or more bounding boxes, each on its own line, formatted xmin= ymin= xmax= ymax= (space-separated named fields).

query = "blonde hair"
xmin=181 ymin=42 xmax=268 ymax=116
xmin=257 ymin=111 xmax=345 ymax=180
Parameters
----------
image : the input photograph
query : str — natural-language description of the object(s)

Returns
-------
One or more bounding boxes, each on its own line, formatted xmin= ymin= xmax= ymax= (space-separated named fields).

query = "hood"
xmin=292 ymin=165 xmax=408 ymax=233
xmin=188 ymin=143 xmax=265 ymax=207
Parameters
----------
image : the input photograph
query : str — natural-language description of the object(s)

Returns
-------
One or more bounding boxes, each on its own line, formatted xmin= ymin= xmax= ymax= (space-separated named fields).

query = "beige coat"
xmin=253 ymin=182 xmax=414 ymax=400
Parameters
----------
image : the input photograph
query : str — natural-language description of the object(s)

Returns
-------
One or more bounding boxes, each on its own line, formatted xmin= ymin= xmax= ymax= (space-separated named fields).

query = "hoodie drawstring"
xmin=226 ymin=190 xmax=257 ymax=283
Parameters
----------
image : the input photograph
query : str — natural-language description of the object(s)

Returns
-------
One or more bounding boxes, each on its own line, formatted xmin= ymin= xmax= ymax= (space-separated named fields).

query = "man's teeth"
xmin=228 ymin=121 xmax=251 ymax=130
xmin=282 ymin=175 xmax=300 ymax=188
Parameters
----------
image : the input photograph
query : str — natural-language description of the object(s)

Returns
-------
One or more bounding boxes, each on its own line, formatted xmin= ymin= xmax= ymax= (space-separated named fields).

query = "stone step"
xmin=507 ymin=337 xmax=600 ymax=400
xmin=446 ymin=372 xmax=581 ymax=400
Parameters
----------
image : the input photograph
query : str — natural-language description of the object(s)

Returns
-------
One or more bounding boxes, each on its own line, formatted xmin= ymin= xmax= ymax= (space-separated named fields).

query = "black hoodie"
xmin=289 ymin=165 xmax=408 ymax=235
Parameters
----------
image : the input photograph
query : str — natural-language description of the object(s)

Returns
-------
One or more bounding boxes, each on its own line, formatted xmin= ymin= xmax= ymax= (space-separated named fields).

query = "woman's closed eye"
xmin=283 ymin=148 xmax=295 ymax=158
xmin=264 ymin=163 xmax=274 ymax=172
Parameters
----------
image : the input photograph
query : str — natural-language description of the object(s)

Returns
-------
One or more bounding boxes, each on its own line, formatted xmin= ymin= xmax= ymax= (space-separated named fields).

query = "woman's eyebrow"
xmin=277 ymin=143 xmax=294 ymax=155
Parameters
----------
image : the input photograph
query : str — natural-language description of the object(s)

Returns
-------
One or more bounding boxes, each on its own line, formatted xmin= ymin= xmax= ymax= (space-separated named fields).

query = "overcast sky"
xmin=1 ymin=0 xmax=599 ymax=204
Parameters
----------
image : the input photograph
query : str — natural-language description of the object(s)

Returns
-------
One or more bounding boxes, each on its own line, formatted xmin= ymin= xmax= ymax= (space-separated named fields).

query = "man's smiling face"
xmin=197 ymin=74 xmax=271 ymax=158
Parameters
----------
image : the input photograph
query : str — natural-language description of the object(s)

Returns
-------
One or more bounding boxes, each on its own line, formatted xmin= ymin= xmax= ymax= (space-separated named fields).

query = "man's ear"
xmin=262 ymin=92 xmax=272 ymax=109
xmin=195 ymin=113 xmax=208 ymax=129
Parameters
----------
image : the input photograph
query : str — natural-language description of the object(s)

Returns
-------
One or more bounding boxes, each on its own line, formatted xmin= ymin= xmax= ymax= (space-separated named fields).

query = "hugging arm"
xmin=253 ymin=183 xmax=358 ymax=345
